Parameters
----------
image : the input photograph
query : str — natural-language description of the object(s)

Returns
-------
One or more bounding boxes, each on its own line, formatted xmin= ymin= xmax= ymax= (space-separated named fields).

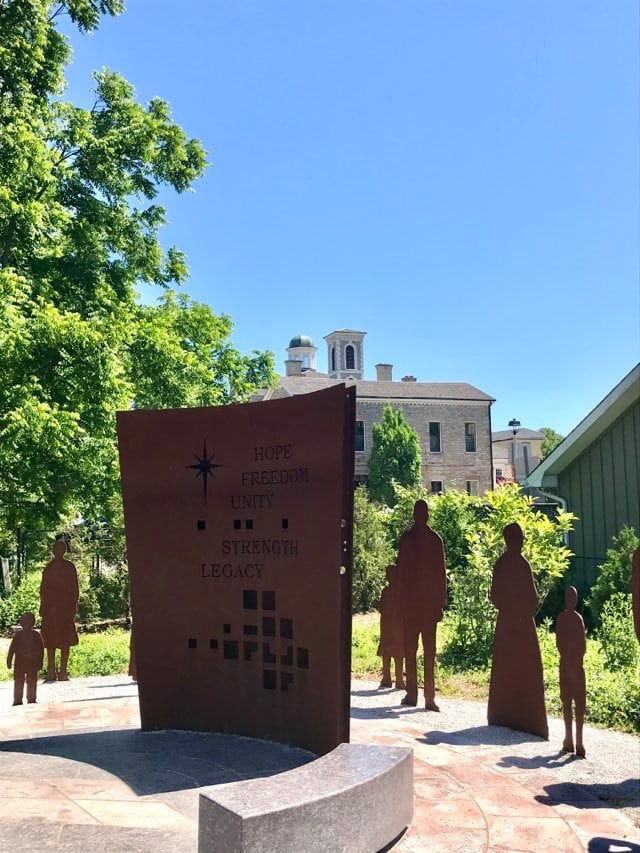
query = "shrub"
xmin=597 ymin=593 xmax=638 ymax=670
xmin=368 ymin=405 xmax=422 ymax=507
xmin=352 ymin=487 xmax=393 ymax=612
xmin=0 ymin=571 xmax=41 ymax=630
xmin=588 ymin=526 xmax=639 ymax=626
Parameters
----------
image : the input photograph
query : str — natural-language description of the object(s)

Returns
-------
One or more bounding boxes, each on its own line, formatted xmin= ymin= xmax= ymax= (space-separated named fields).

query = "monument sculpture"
xmin=7 ymin=612 xmax=44 ymax=705
xmin=377 ymin=564 xmax=405 ymax=689
xmin=488 ymin=522 xmax=548 ymax=739
xmin=396 ymin=499 xmax=447 ymax=710
xmin=556 ymin=586 xmax=586 ymax=758
xmin=632 ymin=545 xmax=640 ymax=644
xmin=117 ymin=384 xmax=355 ymax=755
xmin=39 ymin=540 xmax=79 ymax=682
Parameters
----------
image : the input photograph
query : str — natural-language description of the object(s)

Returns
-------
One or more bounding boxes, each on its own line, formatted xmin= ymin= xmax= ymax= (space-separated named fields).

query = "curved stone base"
xmin=198 ymin=743 xmax=413 ymax=853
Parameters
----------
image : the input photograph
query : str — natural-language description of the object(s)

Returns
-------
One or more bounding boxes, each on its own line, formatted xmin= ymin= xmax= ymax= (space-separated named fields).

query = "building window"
xmin=429 ymin=422 xmax=441 ymax=453
xmin=466 ymin=480 xmax=479 ymax=496
xmin=430 ymin=481 xmax=443 ymax=494
xmin=465 ymin=422 xmax=477 ymax=452
xmin=331 ymin=346 xmax=335 ymax=372
xmin=495 ymin=468 xmax=503 ymax=478
xmin=355 ymin=420 xmax=365 ymax=452
xmin=345 ymin=344 xmax=355 ymax=370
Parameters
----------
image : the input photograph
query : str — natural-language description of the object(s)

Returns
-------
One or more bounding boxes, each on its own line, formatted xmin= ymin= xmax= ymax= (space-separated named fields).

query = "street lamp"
xmin=508 ymin=418 xmax=521 ymax=480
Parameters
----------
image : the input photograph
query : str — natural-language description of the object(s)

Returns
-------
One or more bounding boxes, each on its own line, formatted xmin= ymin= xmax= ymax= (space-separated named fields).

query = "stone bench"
xmin=198 ymin=742 xmax=413 ymax=853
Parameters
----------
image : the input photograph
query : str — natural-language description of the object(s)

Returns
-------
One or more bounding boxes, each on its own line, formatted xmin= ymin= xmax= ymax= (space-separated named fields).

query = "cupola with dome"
xmin=285 ymin=334 xmax=317 ymax=375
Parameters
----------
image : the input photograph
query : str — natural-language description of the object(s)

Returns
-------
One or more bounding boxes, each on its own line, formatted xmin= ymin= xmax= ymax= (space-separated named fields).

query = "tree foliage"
xmin=367 ymin=405 xmax=422 ymax=507
xmin=540 ymin=426 xmax=564 ymax=458
xmin=587 ymin=526 xmax=639 ymax=626
xmin=352 ymin=486 xmax=394 ymax=613
xmin=0 ymin=1 xmax=276 ymax=552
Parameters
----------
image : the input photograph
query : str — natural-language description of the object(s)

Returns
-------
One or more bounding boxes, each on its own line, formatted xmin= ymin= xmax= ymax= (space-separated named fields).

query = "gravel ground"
xmin=352 ymin=679 xmax=640 ymax=826
xmin=1 ymin=674 xmax=638 ymax=826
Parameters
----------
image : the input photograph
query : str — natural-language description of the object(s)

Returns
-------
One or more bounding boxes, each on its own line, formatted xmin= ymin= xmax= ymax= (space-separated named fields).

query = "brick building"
xmin=255 ymin=330 xmax=495 ymax=495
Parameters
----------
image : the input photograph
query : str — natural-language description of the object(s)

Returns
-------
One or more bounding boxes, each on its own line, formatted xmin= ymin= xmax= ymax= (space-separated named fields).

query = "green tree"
xmin=588 ymin=526 xmax=639 ymax=626
xmin=352 ymin=486 xmax=394 ymax=612
xmin=540 ymin=427 xmax=564 ymax=458
xmin=0 ymin=1 xmax=276 ymax=554
xmin=367 ymin=405 xmax=422 ymax=507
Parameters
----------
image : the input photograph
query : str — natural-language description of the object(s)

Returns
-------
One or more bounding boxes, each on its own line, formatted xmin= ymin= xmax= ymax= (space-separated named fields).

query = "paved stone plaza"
xmin=0 ymin=677 xmax=637 ymax=852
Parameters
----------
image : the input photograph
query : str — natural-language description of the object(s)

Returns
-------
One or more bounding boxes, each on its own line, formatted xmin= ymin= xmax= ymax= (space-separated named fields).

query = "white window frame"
xmin=430 ymin=480 xmax=444 ymax=494
xmin=466 ymin=479 xmax=479 ymax=496
xmin=428 ymin=421 xmax=442 ymax=453
xmin=464 ymin=422 xmax=477 ymax=453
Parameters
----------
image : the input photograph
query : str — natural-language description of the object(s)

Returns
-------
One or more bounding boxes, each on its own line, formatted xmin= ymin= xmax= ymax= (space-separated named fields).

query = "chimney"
xmin=375 ymin=363 xmax=393 ymax=381
xmin=401 ymin=375 xmax=417 ymax=382
xmin=285 ymin=359 xmax=303 ymax=376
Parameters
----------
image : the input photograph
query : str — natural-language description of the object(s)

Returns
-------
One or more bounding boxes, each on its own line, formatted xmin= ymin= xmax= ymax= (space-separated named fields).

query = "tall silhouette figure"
xmin=39 ymin=541 xmax=79 ymax=682
xmin=632 ymin=546 xmax=640 ymax=644
xmin=397 ymin=500 xmax=447 ymax=710
xmin=556 ymin=586 xmax=587 ymax=757
xmin=7 ymin=612 xmax=44 ymax=705
xmin=488 ymin=522 xmax=548 ymax=738
xmin=377 ymin=564 xmax=405 ymax=689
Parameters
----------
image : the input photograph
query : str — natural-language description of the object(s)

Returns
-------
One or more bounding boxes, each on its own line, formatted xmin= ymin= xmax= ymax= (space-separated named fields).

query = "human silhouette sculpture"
xmin=488 ymin=522 xmax=548 ymax=739
xmin=39 ymin=540 xmax=79 ymax=682
xmin=378 ymin=564 xmax=405 ymax=689
xmin=556 ymin=586 xmax=586 ymax=758
xmin=632 ymin=546 xmax=640 ymax=644
xmin=7 ymin=612 xmax=44 ymax=705
xmin=397 ymin=500 xmax=447 ymax=710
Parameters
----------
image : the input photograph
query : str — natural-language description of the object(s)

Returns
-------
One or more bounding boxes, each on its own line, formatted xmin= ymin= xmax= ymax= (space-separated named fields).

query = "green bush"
xmin=588 ymin=526 xmax=639 ymax=627
xmin=597 ymin=593 xmax=638 ymax=670
xmin=352 ymin=487 xmax=393 ymax=612
xmin=0 ymin=572 xmax=41 ymax=630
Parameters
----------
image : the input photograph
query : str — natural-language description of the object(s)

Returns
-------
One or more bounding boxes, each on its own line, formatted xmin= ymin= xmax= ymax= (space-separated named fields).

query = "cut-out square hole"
xmin=246 ymin=519 xmax=253 ymax=530
xmin=280 ymin=618 xmax=293 ymax=640
xmin=233 ymin=519 xmax=242 ymax=530
xmin=263 ymin=669 xmax=277 ymax=690
xmin=280 ymin=645 xmax=293 ymax=667
xmin=188 ymin=638 xmax=197 ymax=649
xmin=281 ymin=672 xmax=294 ymax=693
xmin=262 ymin=642 xmax=276 ymax=664
xmin=243 ymin=590 xmax=258 ymax=610
xmin=223 ymin=624 xmax=231 ymax=634
xmin=244 ymin=624 xmax=258 ymax=636
xmin=262 ymin=617 xmax=276 ymax=637
xmin=281 ymin=518 xmax=288 ymax=529
xmin=296 ymin=647 xmax=309 ymax=669
xmin=197 ymin=520 xmax=206 ymax=531
xmin=262 ymin=591 xmax=276 ymax=611
xmin=210 ymin=639 xmax=218 ymax=650
xmin=223 ymin=640 xmax=239 ymax=660
xmin=244 ymin=641 xmax=258 ymax=661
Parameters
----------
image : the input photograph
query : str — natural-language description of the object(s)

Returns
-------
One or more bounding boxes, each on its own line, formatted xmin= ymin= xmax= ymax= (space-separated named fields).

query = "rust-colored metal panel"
xmin=117 ymin=385 xmax=354 ymax=756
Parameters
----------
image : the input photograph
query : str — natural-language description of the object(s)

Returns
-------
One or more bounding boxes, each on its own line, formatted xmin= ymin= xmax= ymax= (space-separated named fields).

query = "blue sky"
xmin=62 ymin=1 xmax=639 ymax=437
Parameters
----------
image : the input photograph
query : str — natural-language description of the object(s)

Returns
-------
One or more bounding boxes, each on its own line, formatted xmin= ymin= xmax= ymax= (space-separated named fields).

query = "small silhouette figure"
xmin=488 ymin=522 xmax=548 ymax=739
xmin=7 ymin=612 xmax=44 ymax=705
xmin=632 ymin=546 xmax=640 ymax=644
xmin=377 ymin=565 xmax=405 ymax=689
xmin=39 ymin=540 xmax=79 ymax=682
xmin=397 ymin=500 xmax=447 ymax=710
xmin=556 ymin=586 xmax=587 ymax=758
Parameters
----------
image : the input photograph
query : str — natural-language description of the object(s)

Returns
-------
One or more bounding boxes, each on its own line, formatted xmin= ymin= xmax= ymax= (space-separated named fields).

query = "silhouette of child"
xmin=39 ymin=540 xmax=79 ymax=681
xmin=7 ymin=612 xmax=44 ymax=706
xmin=556 ymin=586 xmax=586 ymax=758
xmin=377 ymin=565 xmax=405 ymax=689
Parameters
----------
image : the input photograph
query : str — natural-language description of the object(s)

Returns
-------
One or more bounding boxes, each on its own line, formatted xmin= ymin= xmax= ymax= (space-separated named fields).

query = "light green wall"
xmin=558 ymin=398 xmax=640 ymax=591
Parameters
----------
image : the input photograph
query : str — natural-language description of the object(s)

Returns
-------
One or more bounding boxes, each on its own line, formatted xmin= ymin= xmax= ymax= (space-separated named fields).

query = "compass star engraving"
xmin=186 ymin=441 xmax=222 ymax=502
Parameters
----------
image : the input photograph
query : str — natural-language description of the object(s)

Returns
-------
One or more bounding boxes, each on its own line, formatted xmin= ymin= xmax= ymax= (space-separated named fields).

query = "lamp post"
xmin=508 ymin=418 xmax=521 ymax=482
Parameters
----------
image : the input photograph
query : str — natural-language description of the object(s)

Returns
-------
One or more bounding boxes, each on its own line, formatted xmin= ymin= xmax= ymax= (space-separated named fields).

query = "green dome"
xmin=288 ymin=334 xmax=315 ymax=348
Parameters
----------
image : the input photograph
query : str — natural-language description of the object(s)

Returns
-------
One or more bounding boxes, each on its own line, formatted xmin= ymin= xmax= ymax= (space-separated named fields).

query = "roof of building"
xmin=323 ymin=329 xmax=366 ymax=339
xmin=288 ymin=335 xmax=315 ymax=349
xmin=256 ymin=374 xmax=494 ymax=402
xmin=492 ymin=428 xmax=544 ymax=442
xmin=526 ymin=363 xmax=640 ymax=488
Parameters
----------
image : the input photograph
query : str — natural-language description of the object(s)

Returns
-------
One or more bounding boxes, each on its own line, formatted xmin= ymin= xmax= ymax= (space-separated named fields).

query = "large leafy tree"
xmin=367 ymin=405 xmax=422 ymax=507
xmin=539 ymin=426 xmax=564 ymax=458
xmin=0 ymin=1 xmax=275 ymax=553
